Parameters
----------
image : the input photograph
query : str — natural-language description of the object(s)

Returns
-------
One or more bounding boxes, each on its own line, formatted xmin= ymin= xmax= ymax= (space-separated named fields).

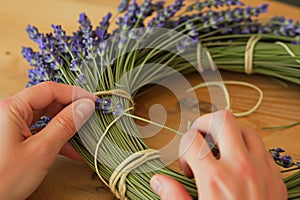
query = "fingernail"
xmin=75 ymin=99 xmax=95 ymax=120
xmin=151 ymin=176 xmax=163 ymax=195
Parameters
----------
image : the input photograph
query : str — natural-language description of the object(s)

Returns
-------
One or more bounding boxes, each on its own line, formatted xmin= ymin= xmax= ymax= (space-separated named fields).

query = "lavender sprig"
xmin=270 ymin=148 xmax=300 ymax=169
xmin=30 ymin=116 xmax=52 ymax=133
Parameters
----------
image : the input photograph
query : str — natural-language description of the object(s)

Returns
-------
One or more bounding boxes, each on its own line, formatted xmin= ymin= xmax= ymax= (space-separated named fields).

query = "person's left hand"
xmin=0 ymin=82 xmax=95 ymax=200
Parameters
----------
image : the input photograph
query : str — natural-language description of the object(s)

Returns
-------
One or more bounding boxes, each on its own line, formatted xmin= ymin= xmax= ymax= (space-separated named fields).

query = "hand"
xmin=150 ymin=110 xmax=287 ymax=200
xmin=0 ymin=82 xmax=95 ymax=200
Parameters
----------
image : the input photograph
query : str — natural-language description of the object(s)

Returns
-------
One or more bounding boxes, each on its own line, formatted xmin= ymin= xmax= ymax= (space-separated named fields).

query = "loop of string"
xmin=275 ymin=41 xmax=300 ymax=64
xmin=109 ymin=149 xmax=161 ymax=200
xmin=245 ymin=36 xmax=261 ymax=75
xmin=187 ymin=80 xmax=263 ymax=117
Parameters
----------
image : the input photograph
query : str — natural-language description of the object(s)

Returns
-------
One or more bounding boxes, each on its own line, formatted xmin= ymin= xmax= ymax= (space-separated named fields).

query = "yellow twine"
xmin=245 ymin=36 xmax=261 ymax=74
xmin=275 ymin=41 xmax=300 ymax=64
xmin=94 ymin=89 xmax=135 ymax=106
xmin=109 ymin=149 xmax=161 ymax=200
xmin=187 ymin=80 xmax=263 ymax=117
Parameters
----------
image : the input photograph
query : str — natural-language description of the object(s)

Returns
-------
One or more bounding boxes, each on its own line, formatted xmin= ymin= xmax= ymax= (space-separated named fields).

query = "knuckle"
xmin=235 ymin=157 xmax=257 ymax=179
xmin=0 ymin=98 xmax=28 ymax=120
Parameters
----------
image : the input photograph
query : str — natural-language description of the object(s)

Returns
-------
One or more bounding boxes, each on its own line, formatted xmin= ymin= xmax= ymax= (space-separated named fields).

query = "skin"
xmin=150 ymin=110 xmax=288 ymax=200
xmin=0 ymin=82 xmax=95 ymax=200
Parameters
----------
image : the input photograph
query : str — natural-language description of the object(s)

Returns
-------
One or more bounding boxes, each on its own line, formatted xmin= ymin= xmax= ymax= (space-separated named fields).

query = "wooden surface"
xmin=0 ymin=0 xmax=300 ymax=199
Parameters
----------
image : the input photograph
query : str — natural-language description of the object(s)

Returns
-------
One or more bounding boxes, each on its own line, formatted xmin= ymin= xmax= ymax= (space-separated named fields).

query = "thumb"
xmin=37 ymin=98 xmax=95 ymax=154
xmin=150 ymin=174 xmax=193 ymax=200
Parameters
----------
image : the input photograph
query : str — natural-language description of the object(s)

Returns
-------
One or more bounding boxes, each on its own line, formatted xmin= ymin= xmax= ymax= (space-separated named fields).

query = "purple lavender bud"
xmin=225 ymin=0 xmax=244 ymax=6
xmin=274 ymin=147 xmax=285 ymax=153
xmin=97 ymin=42 xmax=107 ymax=57
xmin=79 ymin=13 xmax=91 ymax=28
xmin=95 ymin=98 xmax=103 ymax=106
xmin=100 ymin=98 xmax=113 ymax=114
xmin=30 ymin=116 xmax=52 ymax=132
xmin=50 ymin=57 xmax=63 ymax=70
xmin=78 ymin=13 xmax=92 ymax=36
xmin=45 ymin=53 xmax=55 ymax=63
xmin=281 ymin=155 xmax=294 ymax=168
xmin=118 ymin=0 xmax=130 ymax=13
xmin=22 ymin=47 xmax=40 ymax=67
xmin=113 ymin=102 xmax=123 ymax=115
xmin=51 ymin=24 xmax=70 ymax=51
xmin=148 ymin=0 xmax=184 ymax=28
xmin=26 ymin=25 xmax=41 ymax=41
xmin=102 ymin=12 xmax=112 ymax=27
xmin=36 ymin=34 xmax=54 ymax=54
xmin=70 ymin=59 xmax=81 ymax=71
xmin=258 ymin=3 xmax=269 ymax=13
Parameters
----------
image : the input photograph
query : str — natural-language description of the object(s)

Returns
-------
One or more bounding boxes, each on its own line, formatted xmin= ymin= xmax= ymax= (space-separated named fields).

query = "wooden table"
xmin=0 ymin=0 xmax=300 ymax=199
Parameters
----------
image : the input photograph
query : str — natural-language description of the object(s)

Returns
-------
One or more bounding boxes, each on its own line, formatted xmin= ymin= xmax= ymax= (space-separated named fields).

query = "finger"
xmin=179 ymin=128 xmax=215 ymax=178
xmin=191 ymin=110 xmax=247 ymax=158
xmin=7 ymin=82 xmax=94 ymax=125
xmin=150 ymin=174 xmax=193 ymax=200
xmin=28 ymin=98 xmax=95 ymax=157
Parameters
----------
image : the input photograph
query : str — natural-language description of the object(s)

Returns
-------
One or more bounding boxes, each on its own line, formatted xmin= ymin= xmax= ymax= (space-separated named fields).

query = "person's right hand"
xmin=151 ymin=110 xmax=287 ymax=200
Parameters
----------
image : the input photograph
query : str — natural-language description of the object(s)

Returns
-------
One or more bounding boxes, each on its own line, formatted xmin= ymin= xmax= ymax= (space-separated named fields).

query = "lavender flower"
xmin=30 ymin=116 xmax=52 ymax=132
xmin=22 ymin=47 xmax=42 ymax=67
xmin=95 ymin=97 xmax=123 ymax=115
xmin=269 ymin=148 xmax=299 ymax=168
xmin=96 ymin=13 xmax=112 ymax=42
xmin=113 ymin=102 xmax=123 ymax=115
xmin=95 ymin=97 xmax=113 ymax=114
xmin=281 ymin=155 xmax=294 ymax=168
xmin=70 ymin=59 xmax=82 ymax=71
xmin=148 ymin=0 xmax=184 ymax=28
xmin=118 ymin=0 xmax=130 ymax=13
xmin=26 ymin=25 xmax=41 ymax=41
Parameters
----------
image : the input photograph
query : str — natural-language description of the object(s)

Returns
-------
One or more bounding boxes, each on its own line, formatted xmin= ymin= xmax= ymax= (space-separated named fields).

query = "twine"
xmin=109 ymin=149 xmax=161 ymax=200
xmin=187 ymin=80 xmax=263 ymax=117
xmin=94 ymin=89 xmax=135 ymax=106
xmin=245 ymin=36 xmax=261 ymax=74
xmin=275 ymin=41 xmax=300 ymax=64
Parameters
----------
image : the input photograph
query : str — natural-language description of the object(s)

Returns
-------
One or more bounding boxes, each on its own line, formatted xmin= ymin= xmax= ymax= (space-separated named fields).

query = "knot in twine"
xmin=245 ymin=36 xmax=261 ymax=74
xmin=94 ymin=89 xmax=135 ymax=107
xmin=109 ymin=149 xmax=161 ymax=200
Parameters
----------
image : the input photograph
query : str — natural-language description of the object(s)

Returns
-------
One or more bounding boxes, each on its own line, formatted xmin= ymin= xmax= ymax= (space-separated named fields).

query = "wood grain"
xmin=0 ymin=0 xmax=299 ymax=199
